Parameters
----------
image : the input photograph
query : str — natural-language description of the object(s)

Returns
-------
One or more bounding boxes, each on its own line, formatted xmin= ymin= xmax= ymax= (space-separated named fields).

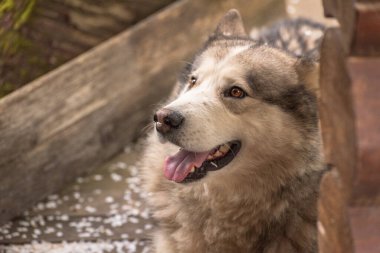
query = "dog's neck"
xmin=143 ymin=132 xmax=324 ymax=253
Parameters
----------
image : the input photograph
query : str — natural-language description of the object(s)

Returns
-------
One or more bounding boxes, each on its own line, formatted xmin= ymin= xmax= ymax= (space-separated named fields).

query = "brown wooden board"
xmin=0 ymin=0 xmax=286 ymax=225
xmin=318 ymin=168 xmax=354 ymax=253
xmin=349 ymin=206 xmax=380 ymax=253
xmin=0 ymin=0 xmax=178 ymax=97
xmin=322 ymin=0 xmax=380 ymax=56
xmin=318 ymin=28 xmax=357 ymax=201
xmin=322 ymin=0 xmax=355 ymax=53
xmin=352 ymin=2 xmax=380 ymax=56
xmin=348 ymin=57 xmax=380 ymax=205
xmin=317 ymin=25 xmax=357 ymax=253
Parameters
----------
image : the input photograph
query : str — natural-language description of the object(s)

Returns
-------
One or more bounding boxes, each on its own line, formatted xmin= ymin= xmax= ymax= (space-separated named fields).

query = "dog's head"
xmin=153 ymin=10 xmax=320 ymax=184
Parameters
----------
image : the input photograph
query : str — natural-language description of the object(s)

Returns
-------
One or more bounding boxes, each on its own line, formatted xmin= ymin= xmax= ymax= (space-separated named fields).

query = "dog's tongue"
xmin=164 ymin=149 xmax=210 ymax=182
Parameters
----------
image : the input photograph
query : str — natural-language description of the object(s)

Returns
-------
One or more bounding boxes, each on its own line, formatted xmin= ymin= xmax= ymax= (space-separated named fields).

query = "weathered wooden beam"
xmin=322 ymin=0 xmax=355 ymax=53
xmin=348 ymin=57 xmax=380 ymax=205
xmin=322 ymin=0 xmax=380 ymax=56
xmin=349 ymin=206 xmax=380 ymax=253
xmin=0 ymin=0 xmax=178 ymax=97
xmin=351 ymin=2 xmax=380 ymax=56
xmin=318 ymin=28 xmax=357 ymax=201
xmin=0 ymin=0 xmax=286 ymax=225
xmin=318 ymin=168 xmax=354 ymax=253
xmin=319 ymin=1 xmax=380 ymax=252
xmin=317 ymin=27 xmax=357 ymax=253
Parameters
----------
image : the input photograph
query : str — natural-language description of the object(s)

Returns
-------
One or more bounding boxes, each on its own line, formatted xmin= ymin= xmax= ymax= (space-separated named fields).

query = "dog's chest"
xmin=154 ymin=187 xmax=273 ymax=252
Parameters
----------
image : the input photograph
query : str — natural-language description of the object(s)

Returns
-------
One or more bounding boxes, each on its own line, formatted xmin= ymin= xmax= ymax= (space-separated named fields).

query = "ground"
xmin=0 ymin=143 xmax=153 ymax=253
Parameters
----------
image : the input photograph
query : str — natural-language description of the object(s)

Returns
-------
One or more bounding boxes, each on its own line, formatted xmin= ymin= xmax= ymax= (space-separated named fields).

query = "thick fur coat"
xmin=141 ymin=10 xmax=325 ymax=253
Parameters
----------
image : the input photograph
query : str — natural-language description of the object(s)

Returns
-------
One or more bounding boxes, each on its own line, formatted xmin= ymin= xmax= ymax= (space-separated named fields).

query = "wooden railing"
xmin=318 ymin=0 xmax=380 ymax=252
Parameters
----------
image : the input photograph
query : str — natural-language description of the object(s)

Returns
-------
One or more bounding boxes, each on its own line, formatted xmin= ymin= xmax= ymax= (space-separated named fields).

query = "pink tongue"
xmin=164 ymin=149 xmax=210 ymax=182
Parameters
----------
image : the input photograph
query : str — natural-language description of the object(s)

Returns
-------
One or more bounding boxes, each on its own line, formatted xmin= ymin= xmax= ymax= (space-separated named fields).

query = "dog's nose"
xmin=153 ymin=108 xmax=184 ymax=134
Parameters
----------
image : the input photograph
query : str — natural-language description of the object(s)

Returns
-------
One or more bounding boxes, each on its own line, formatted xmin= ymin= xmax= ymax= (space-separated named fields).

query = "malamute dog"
xmin=142 ymin=9 xmax=325 ymax=253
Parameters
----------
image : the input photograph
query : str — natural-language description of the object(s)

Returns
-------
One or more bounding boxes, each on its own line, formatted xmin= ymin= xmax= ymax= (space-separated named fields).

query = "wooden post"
xmin=317 ymin=27 xmax=356 ymax=253
xmin=319 ymin=0 xmax=380 ymax=252
xmin=318 ymin=168 xmax=354 ymax=253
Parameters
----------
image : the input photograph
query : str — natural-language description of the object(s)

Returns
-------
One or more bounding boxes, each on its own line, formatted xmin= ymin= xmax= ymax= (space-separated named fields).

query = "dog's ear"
xmin=295 ymin=57 xmax=320 ymax=97
xmin=213 ymin=9 xmax=247 ymax=37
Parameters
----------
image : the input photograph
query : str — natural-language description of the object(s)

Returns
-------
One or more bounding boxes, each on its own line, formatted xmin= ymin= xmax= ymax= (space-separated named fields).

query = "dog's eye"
xmin=227 ymin=86 xmax=246 ymax=98
xmin=189 ymin=76 xmax=197 ymax=88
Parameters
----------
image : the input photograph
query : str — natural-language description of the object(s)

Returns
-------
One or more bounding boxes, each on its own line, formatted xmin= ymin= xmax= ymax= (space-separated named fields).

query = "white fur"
xmin=163 ymin=46 xmax=250 ymax=151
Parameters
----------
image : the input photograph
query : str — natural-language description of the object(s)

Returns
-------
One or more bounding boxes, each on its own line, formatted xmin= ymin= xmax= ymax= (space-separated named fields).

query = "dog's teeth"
xmin=207 ymin=155 xmax=213 ymax=160
xmin=219 ymin=144 xmax=230 ymax=153
xmin=190 ymin=166 xmax=195 ymax=173
xmin=214 ymin=150 xmax=223 ymax=157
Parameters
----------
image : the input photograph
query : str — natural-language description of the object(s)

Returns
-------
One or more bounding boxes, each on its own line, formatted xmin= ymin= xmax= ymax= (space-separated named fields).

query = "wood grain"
xmin=322 ymin=0 xmax=355 ymax=52
xmin=348 ymin=57 xmax=380 ymax=205
xmin=319 ymin=1 xmax=380 ymax=252
xmin=322 ymin=0 xmax=380 ymax=56
xmin=349 ymin=206 xmax=380 ymax=253
xmin=0 ymin=0 xmax=285 ymax=225
xmin=318 ymin=168 xmax=354 ymax=253
xmin=351 ymin=2 xmax=380 ymax=56
xmin=0 ymin=0 xmax=177 ymax=97
xmin=318 ymin=28 xmax=357 ymax=201
xmin=317 ymin=27 xmax=356 ymax=253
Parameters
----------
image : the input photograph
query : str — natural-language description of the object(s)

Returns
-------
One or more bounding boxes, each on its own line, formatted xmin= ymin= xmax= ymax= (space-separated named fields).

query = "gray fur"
xmin=141 ymin=10 xmax=325 ymax=253
xmin=253 ymin=18 xmax=325 ymax=60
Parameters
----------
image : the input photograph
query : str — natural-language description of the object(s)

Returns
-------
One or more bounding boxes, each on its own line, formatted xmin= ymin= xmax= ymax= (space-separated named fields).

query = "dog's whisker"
xmin=179 ymin=60 xmax=194 ymax=66
xmin=150 ymin=103 xmax=164 ymax=108
xmin=140 ymin=123 xmax=154 ymax=135
xmin=227 ymin=145 xmax=237 ymax=158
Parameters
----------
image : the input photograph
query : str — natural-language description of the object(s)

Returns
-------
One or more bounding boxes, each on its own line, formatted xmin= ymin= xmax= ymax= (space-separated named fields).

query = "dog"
xmin=141 ymin=9 xmax=325 ymax=253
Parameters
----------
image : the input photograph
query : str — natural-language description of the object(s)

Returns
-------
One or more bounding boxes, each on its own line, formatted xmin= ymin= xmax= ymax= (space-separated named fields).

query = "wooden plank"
xmin=0 ymin=0 xmax=286 ymax=225
xmin=318 ymin=28 xmax=357 ymax=201
xmin=317 ymin=28 xmax=357 ymax=252
xmin=322 ymin=0 xmax=355 ymax=52
xmin=351 ymin=2 xmax=380 ymax=56
xmin=348 ymin=57 xmax=380 ymax=205
xmin=356 ymin=0 xmax=380 ymax=3
xmin=318 ymin=168 xmax=354 ymax=253
xmin=322 ymin=0 xmax=380 ymax=56
xmin=0 ymin=0 xmax=178 ymax=97
xmin=349 ymin=206 xmax=380 ymax=253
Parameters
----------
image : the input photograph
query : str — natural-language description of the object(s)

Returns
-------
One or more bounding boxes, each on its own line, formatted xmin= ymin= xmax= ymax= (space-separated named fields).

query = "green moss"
xmin=0 ymin=0 xmax=37 ymax=54
xmin=0 ymin=0 xmax=38 ymax=97
xmin=0 ymin=30 xmax=31 ymax=55
xmin=14 ymin=0 xmax=36 ymax=30
xmin=0 ymin=0 xmax=37 ymax=28
xmin=0 ymin=0 xmax=14 ymax=15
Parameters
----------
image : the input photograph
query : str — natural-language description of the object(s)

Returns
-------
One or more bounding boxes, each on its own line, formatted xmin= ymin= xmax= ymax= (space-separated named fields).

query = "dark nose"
xmin=153 ymin=108 xmax=184 ymax=134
